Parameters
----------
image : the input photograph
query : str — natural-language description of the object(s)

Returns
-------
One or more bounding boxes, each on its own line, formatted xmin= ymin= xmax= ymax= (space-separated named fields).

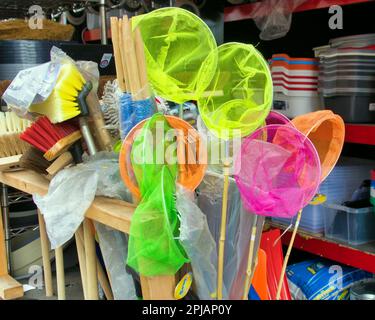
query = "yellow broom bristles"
xmin=29 ymin=62 xmax=86 ymax=123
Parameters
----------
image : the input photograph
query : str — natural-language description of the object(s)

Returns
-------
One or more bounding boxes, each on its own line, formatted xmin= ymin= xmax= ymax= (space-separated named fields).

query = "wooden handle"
xmin=122 ymin=16 xmax=142 ymax=99
xmin=77 ymin=225 xmax=113 ymax=300
xmin=55 ymin=246 xmax=65 ymax=300
xmin=96 ymin=259 xmax=114 ymax=300
xmin=134 ymin=26 xmax=150 ymax=99
xmin=83 ymin=219 xmax=99 ymax=300
xmin=118 ymin=18 xmax=130 ymax=93
xmin=110 ymin=17 xmax=126 ymax=92
xmin=85 ymin=90 xmax=113 ymax=152
xmin=276 ymin=209 xmax=302 ymax=300
xmin=75 ymin=225 xmax=88 ymax=299
xmin=46 ymin=152 xmax=73 ymax=177
xmin=37 ymin=211 xmax=53 ymax=297
xmin=217 ymin=162 xmax=230 ymax=300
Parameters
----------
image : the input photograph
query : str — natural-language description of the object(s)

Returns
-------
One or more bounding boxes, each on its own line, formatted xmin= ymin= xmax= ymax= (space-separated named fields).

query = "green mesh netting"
xmin=127 ymin=113 xmax=189 ymax=276
xmin=132 ymin=7 xmax=218 ymax=104
xmin=197 ymin=42 xmax=273 ymax=140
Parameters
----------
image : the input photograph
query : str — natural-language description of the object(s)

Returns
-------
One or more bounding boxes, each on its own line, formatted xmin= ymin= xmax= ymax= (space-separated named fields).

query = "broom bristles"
xmin=29 ymin=62 xmax=85 ymax=123
xmin=0 ymin=111 xmax=31 ymax=157
xmin=19 ymin=147 xmax=51 ymax=174
xmin=20 ymin=116 xmax=80 ymax=153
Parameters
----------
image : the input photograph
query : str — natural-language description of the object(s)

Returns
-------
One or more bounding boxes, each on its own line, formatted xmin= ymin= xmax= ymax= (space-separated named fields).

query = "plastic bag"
xmin=95 ymin=222 xmax=137 ymax=300
xmin=33 ymin=165 xmax=99 ymax=249
xmin=82 ymin=152 xmax=133 ymax=202
xmin=252 ymin=0 xmax=307 ymax=40
xmin=33 ymin=152 xmax=131 ymax=249
xmin=196 ymin=171 xmax=264 ymax=299
xmin=177 ymin=185 xmax=218 ymax=300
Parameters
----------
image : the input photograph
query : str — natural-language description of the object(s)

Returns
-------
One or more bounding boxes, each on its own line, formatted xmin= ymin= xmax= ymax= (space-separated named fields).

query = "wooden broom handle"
xmin=110 ymin=17 xmax=126 ymax=93
xmin=276 ymin=209 xmax=302 ymax=300
xmin=134 ymin=26 xmax=150 ymax=99
xmin=85 ymin=89 xmax=113 ymax=152
xmin=122 ymin=16 xmax=142 ymax=99
xmin=118 ymin=18 xmax=131 ymax=93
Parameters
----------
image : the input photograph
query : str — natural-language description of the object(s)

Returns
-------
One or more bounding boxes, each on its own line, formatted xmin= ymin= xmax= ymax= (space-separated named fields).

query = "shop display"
xmin=0 ymin=3 xmax=375 ymax=303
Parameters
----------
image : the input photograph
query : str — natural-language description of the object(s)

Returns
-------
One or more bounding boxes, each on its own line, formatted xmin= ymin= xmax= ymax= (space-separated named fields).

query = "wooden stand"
xmin=0 ymin=201 xmax=23 ymax=300
xmin=55 ymin=246 xmax=65 ymax=300
xmin=37 ymin=210 xmax=53 ymax=297
xmin=0 ymin=169 xmax=176 ymax=300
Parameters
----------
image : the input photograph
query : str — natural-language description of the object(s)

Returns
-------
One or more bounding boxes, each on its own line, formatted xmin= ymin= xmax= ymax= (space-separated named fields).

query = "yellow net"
xmin=132 ymin=7 xmax=218 ymax=104
xmin=197 ymin=42 xmax=273 ymax=140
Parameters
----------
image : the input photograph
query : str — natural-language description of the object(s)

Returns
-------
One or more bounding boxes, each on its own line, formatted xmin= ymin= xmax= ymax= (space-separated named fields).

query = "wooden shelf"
xmin=224 ymin=0 xmax=374 ymax=23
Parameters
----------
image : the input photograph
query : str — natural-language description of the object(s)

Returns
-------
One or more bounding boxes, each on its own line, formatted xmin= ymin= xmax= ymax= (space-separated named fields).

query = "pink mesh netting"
xmin=234 ymin=125 xmax=321 ymax=218
xmin=265 ymin=111 xmax=293 ymax=126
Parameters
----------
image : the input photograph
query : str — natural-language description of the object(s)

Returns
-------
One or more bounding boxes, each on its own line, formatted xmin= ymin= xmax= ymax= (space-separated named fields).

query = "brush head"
xmin=29 ymin=62 xmax=87 ymax=123
xmin=20 ymin=116 xmax=82 ymax=161
xmin=0 ymin=111 xmax=31 ymax=157
xmin=19 ymin=146 xmax=51 ymax=174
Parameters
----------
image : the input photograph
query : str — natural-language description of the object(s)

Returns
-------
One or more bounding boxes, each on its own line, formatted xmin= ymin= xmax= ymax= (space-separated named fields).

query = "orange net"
xmin=291 ymin=110 xmax=345 ymax=182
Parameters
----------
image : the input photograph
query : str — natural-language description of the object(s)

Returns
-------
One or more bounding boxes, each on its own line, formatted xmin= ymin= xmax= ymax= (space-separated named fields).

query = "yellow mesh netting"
xmin=132 ymin=7 xmax=218 ymax=104
xmin=197 ymin=42 xmax=273 ymax=140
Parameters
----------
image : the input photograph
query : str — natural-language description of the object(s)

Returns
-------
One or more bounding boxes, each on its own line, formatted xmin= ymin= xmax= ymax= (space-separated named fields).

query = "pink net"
xmin=265 ymin=111 xmax=293 ymax=126
xmin=234 ymin=125 xmax=321 ymax=218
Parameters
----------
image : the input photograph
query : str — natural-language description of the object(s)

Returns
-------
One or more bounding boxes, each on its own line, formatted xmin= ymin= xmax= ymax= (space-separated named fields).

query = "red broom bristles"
xmin=20 ymin=116 xmax=79 ymax=153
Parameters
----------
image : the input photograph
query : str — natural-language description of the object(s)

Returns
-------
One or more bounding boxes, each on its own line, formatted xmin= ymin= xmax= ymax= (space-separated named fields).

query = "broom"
xmin=20 ymin=116 xmax=81 ymax=161
xmin=28 ymin=62 xmax=112 ymax=153
xmin=110 ymin=17 xmax=133 ymax=140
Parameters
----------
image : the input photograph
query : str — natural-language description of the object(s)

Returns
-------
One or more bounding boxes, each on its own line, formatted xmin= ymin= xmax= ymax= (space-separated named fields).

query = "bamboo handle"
xmin=276 ymin=209 xmax=302 ymax=300
xmin=37 ymin=211 xmax=53 ymax=297
xmin=110 ymin=17 xmax=126 ymax=92
xmin=55 ymin=246 xmax=65 ymax=300
xmin=242 ymin=223 xmax=258 ymax=300
xmin=75 ymin=225 xmax=88 ymax=299
xmin=83 ymin=219 xmax=99 ymax=300
xmin=217 ymin=161 xmax=230 ymax=300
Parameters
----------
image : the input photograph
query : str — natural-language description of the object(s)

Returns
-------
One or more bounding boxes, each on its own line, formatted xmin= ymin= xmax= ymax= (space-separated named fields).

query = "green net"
xmin=132 ymin=7 xmax=218 ymax=104
xmin=127 ymin=113 xmax=189 ymax=276
xmin=197 ymin=42 xmax=273 ymax=139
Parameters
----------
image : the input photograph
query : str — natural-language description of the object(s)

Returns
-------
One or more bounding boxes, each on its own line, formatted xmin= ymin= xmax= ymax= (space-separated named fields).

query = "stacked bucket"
xmin=270 ymin=54 xmax=322 ymax=118
xmin=315 ymin=34 xmax=375 ymax=123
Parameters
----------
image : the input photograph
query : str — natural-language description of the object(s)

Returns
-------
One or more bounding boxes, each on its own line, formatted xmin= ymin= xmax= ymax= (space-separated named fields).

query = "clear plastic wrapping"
xmin=252 ymin=0 xmax=307 ymax=40
xmin=33 ymin=152 xmax=132 ymax=249
xmin=196 ymin=171 xmax=264 ymax=299
xmin=177 ymin=185 xmax=218 ymax=300
xmin=95 ymin=222 xmax=137 ymax=300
